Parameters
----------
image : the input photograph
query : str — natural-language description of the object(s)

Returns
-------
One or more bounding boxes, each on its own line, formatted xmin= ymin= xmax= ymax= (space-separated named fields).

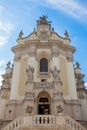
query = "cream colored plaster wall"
xmin=67 ymin=62 xmax=77 ymax=100
xmin=37 ymin=49 xmax=51 ymax=54
xmin=52 ymin=56 xmax=60 ymax=69
xmin=59 ymin=56 xmax=69 ymax=98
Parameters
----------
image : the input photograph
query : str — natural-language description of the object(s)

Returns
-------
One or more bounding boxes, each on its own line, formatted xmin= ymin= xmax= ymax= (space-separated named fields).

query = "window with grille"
xmin=40 ymin=58 xmax=48 ymax=72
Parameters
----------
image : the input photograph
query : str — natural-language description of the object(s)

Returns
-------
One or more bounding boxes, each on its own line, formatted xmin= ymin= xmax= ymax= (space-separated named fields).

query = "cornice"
xmin=50 ymin=40 xmax=76 ymax=54
xmin=12 ymin=40 xmax=39 ymax=53
xmin=52 ymin=31 xmax=71 ymax=42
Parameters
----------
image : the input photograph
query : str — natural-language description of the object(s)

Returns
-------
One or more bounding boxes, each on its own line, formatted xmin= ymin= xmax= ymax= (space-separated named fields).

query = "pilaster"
xmin=67 ymin=61 xmax=77 ymax=100
xmin=10 ymin=60 xmax=21 ymax=100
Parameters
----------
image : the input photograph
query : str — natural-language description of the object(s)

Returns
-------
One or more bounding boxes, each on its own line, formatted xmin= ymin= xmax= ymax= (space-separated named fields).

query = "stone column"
xmin=0 ymin=91 xmax=8 ymax=119
xmin=10 ymin=60 xmax=21 ymax=100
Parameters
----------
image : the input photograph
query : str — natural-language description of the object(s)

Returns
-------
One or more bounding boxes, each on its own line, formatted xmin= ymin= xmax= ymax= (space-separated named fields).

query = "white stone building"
xmin=0 ymin=16 xmax=87 ymax=130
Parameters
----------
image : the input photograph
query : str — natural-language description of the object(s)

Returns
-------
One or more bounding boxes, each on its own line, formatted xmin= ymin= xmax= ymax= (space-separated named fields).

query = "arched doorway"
xmin=37 ymin=91 xmax=51 ymax=115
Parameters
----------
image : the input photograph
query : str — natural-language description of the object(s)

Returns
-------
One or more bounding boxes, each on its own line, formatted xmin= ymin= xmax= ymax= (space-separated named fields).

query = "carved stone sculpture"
xmin=37 ymin=15 xmax=51 ymax=25
xmin=19 ymin=30 xmax=23 ymax=39
xmin=26 ymin=65 xmax=34 ymax=81
xmin=56 ymin=105 xmax=63 ymax=113
xmin=26 ymin=105 xmax=33 ymax=113
xmin=6 ymin=61 xmax=11 ymax=68
xmin=51 ymin=66 xmax=61 ymax=81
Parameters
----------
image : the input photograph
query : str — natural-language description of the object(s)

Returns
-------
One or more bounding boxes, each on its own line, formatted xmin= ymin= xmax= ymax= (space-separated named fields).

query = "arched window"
xmin=40 ymin=58 xmax=48 ymax=72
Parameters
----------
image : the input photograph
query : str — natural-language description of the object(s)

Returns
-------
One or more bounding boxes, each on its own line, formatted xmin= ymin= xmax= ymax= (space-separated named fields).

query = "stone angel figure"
xmin=26 ymin=65 xmax=34 ymax=81
xmin=6 ymin=61 xmax=11 ymax=68
xmin=51 ymin=66 xmax=60 ymax=81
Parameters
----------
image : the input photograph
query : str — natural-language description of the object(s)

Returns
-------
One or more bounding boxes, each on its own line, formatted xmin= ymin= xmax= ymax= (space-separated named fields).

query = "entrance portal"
xmin=38 ymin=104 xmax=50 ymax=114
xmin=38 ymin=92 xmax=51 ymax=115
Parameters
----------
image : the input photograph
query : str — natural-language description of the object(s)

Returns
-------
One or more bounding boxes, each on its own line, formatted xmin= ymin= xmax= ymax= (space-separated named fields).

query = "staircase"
xmin=1 ymin=113 xmax=86 ymax=130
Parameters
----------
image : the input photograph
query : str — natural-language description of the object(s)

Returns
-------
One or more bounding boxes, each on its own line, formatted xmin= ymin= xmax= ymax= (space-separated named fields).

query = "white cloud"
xmin=0 ymin=5 xmax=4 ymax=12
xmin=0 ymin=60 xmax=5 ymax=66
xmin=0 ymin=5 xmax=15 ymax=46
xmin=85 ymin=83 xmax=87 ymax=89
xmin=0 ymin=60 xmax=5 ymax=87
xmin=0 ymin=71 xmax=4 ymax=87
xmin=0 ymin=21 xmax=15 ymax=46
xmin=0 ymin=36 xmax=8 ymax=46
xmin=31 ymin=0 xmax=87 ymax=22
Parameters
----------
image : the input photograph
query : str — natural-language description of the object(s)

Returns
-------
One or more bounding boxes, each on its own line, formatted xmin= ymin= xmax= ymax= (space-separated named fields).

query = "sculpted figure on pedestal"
xmin=26 ymin=65 xmax=34 ymax=81
xmin=51 ymin=66 xmax=61 ymax=81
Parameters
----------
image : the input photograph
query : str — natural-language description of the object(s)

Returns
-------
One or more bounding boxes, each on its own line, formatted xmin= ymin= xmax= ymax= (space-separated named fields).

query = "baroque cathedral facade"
xmin=0 ymin=16 xmax=87 ymax=130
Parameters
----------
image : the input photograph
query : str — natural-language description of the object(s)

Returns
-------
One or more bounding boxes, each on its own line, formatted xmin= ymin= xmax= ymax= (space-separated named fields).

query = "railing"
xmin=65 ymin=114 xmax=86 ymax=130
xmin=34 ymin=115 xmax=55 ymax=125
xmin=1 ymin=114 xmax=86 ymax=130
xmin=1 ymin=116 xmax=23 ymax=130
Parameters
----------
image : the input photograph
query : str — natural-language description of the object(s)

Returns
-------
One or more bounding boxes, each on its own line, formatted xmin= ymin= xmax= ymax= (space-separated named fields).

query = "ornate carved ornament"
xmin=66 ymin=56 xmax=73 ymax=62
xmin=36 ymin=51 xmax=51 ymax=61
xmin=25 ymin=105 xmax=33 ymax=113
xmin=37 ymin=15 xmax=51 ymax=25
xmin=38 ymin=31 xmax=50 ymax=41
xmin=56 ymin=105 xmax=63 ymax=113
xmin=1 ymin=91 xmax=8 ymax=99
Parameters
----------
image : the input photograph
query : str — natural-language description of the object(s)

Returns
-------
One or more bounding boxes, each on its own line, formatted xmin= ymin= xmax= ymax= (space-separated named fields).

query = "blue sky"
xmin=0 ymin=0 xmax=87 ymax=86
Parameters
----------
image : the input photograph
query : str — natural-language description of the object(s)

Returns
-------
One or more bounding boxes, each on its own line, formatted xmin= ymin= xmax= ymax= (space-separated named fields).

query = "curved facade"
xmin=0 ymin=16 xmax=87 ymax=130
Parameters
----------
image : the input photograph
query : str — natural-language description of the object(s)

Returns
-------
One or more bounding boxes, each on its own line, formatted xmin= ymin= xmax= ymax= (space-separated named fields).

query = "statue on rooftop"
xmin=64 ymin=30 xmax=69 ymax=38
xmin=37 ymin=15 xmax=51 ymax=25
xmin=6 ymin=61 xmax=11 ymax=68
xmin=19 ymin=30 xmax=23 ymax=39
xmin=76 ymin=61 xmax=80 ymax=68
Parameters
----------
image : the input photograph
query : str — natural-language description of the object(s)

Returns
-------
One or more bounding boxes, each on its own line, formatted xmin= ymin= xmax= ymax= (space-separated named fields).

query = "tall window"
xmin=40 ymin=58 xmax=48 ymax=72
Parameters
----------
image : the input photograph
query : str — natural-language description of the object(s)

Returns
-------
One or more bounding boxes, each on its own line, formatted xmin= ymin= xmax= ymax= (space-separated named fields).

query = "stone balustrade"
xmin=33 ymin=115 xmax=55 ymax=125
xmin=65 ymin=114 xmax=86 ymax=130
xmin=1 ymin=114 xmax=86 ymax=130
